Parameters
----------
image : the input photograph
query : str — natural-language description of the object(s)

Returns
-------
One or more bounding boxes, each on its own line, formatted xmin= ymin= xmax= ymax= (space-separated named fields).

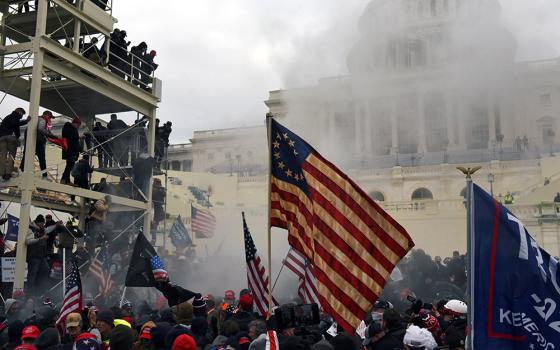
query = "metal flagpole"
xmin=265 ymin=112 xmax=274 ymax=318
xmin=271 ymin=249 xmax=289 ymax=292
xmin=62 ymin=248 xmax=66 ymax=299
xmin=457 ymin=166 xmax=480 ymax=350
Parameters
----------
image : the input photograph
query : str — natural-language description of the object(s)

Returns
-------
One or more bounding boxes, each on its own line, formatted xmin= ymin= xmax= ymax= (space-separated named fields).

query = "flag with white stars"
xmin=55 ymin=259 xmax=83 ymax=332
xmin=243 ymin=212 xmax=277 ymax=316
xmin=126 ymin=233 xmax=167 ymax=287
xmin=269 ymin=118 xmax=414 ymax=332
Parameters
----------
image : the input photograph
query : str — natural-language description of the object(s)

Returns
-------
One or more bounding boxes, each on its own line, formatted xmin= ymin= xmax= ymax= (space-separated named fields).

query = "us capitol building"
xmin=165 ymin=0 xmax=560 ymax=257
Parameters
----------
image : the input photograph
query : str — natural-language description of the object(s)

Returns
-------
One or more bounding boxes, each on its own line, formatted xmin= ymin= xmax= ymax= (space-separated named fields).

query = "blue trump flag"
xmin=169 ymin=215 xmax=192 ymax=248
xmin=473 ymin=184 xmax=560 ymax=349
xmin=5 ymin=214 xmax=19 ymax=242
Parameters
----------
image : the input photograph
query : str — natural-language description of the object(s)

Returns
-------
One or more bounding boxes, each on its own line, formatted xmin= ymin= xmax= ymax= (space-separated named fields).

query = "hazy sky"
xmin=3 ymin=0 xmax=560 ymax=143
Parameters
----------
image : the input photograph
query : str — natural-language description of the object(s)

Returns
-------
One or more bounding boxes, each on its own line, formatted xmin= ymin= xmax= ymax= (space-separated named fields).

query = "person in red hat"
xmin=60 ymin=116 xmax=84 ymax=185
xmin=19 ymin=110 xmax=57 ymax=180
xmin=140 ymin=48 xmax=158 ymax=89
xmin=171 ymin=334 xmax=196 ymax=350
xmin=21 ymin=325 xmax=40 ymax=345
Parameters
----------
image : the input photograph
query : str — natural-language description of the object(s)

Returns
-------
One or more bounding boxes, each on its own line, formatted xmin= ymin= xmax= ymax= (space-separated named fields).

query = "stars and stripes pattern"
xmin=89 ymin=245 xmax=114 ymax=296
xmin=269 ymin=119 xmax=414 ymax=332
xmin=265 ymin=330 xmax=279 ymax=350
xmin=56 ymin=260 xmax=83 ymax=331
xmin=150 ymin=255 xmax=168 ymax=282
xmin=283 ymin=248 xmax=320 ymax=305
xmin=242 ymin=212 xmax=277 ymax=316
xmin=191 ymin=205 xmax=216 ymax=238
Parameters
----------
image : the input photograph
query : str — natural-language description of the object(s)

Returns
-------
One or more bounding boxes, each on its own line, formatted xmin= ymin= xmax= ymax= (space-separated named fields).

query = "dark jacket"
xmin=107 ymin=119 xmax=128 ymax=130
xmin=62 ymin=122 xmax=80 ymax=160
xmin=72 ymin=159 xmax=93 ymax=183
xmin=370 ymin=327 xmax=406 ymax=350
xmin=0 ymin=111 xmax=26 ymax=138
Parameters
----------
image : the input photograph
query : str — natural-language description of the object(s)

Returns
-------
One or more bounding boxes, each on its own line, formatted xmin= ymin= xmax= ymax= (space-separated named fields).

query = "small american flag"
xmin=284 ymin=248 xmax=320 ymax=305
xmin=151 ymin=255 xmax=168 ymax=282
xmin=265 ymin=330 xmax=279 ymax=350
xmin=89 ymin=245 xmax=114 ymax=296
xmin=242 ymin=212 xmax=277 ymax=316
xmin=191 ymin=205 xmax=216 ymax=238
xmin=56 ymin=260 xmax=83 ymax=331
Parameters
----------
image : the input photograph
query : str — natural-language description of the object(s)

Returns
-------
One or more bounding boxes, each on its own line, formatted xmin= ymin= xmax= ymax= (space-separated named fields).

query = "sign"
xmin=473 ymin=184 xmax=560 ymax=349
xmin=1 ymin=258 xmax=27 ymax=282
xmin=5 ymin=214 xmax=19 ymax=242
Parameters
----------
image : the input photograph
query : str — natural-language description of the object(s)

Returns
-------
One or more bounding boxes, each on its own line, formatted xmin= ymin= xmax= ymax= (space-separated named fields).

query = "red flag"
xmin=48 ymin=137 xmax=68 ymax=151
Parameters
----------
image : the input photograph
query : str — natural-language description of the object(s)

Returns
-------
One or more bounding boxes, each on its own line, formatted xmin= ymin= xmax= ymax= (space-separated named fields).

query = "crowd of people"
xmin=0 ymin=264 xmax=468 ymax=350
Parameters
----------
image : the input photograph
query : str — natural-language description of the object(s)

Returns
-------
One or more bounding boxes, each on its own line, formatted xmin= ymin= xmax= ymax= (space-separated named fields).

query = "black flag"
xmin=125 ymin=233 xmax=166 ymax=287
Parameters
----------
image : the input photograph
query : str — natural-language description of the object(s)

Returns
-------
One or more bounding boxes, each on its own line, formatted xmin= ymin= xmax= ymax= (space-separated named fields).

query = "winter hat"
xmin=34 ymin=328 xmax=60 ymax=349
xmin=192 ymin=294 xmax=206 ymax=317
xmin=71 ymin=117 xmax=82 ymax=126
xmin=171 ymin=334 xmax=197 ymax=350
xmin=150 ymin=322 xmax=172 ymax=349
xmin=73 ymin=333 xmax=101 ymax=350
xmin=165 ymin=325 xmax=194 ymax=349
xmin=238 ymin=294 xmax=253 ymax=311
xmin=34 ymin=215 xmax=45 ymax=223
xmin=7 ymin=320 xmax=24 ymax=343
xmin=173 ymin=301 xmax=193 ymax=325
xmin=109 ymin=325 xmax=134 ymax=350
xmin=96 ymin=309 xmax=115 ymax=326
xmin=404 ymin=325 xmax=438 ymax=350
xmin=21 ymin=325 xmax=40 ymax=340
xmin=121 ymin=316 xmax=134 ymax=326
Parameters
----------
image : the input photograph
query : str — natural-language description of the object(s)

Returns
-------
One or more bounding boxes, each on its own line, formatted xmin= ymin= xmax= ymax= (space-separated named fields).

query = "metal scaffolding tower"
xmin=0 ymin=0 xmax=162 ymax=292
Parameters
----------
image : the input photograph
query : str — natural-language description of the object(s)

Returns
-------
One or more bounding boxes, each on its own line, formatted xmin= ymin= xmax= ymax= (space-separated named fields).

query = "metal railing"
xmin=7 ymin=0 xmax=113 ymax=16
xmin=106 ymin=40 xmax=157 ymax=90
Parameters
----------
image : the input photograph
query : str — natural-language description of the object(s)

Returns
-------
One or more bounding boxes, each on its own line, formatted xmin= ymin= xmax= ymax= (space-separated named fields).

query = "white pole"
xmin=62 ymin=248 xmax=66 ymax=299
xmin=119 ymin=287 xmax=127 ymax=308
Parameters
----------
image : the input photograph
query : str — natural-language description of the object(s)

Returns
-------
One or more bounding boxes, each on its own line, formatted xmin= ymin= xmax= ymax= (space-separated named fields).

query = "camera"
xmin=275 ymin=303 xmax=320 ymax=330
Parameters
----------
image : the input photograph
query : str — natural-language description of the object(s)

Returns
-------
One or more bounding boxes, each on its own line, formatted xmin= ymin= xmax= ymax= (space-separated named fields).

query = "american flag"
xmin=265 ymin=330 xmax=279 ymax=350
xmin=89 ymin=245 xmax=114 ymax=295
xmin=283 ymin=248 xmax=320 ymax=305
xmin=269 ymin=119 xmax=414 ymax=332
xmin=56 ymin=260 xmax=83 ymax=331
xmin=150 ymin=255 xmax=168 ymax=282
xmin=242 ymin=212 xmax=277 ymax=316
xmin=191 ymin=205 xmax=216 ymax=238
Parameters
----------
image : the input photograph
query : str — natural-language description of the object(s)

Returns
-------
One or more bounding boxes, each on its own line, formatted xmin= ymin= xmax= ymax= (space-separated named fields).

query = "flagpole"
xmin=62 ymin=248 xmax=66 ymax=300
xmin=265 ymin=112 xmax=274 ymax=317
xmin=272 ymin=248 xmax=291 ymax=292
xmin=458 ymin=166 xmax=480 ymax=350
xmin=119 ymin=287 xmax=127 ymax=308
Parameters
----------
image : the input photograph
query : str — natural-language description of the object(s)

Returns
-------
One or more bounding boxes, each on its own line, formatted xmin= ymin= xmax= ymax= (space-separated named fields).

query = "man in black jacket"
xmin=60 ymin=117 xmax=83 ymax=184
xmin=369 ymin=310 xmax=406 ymax=350
xmin=107 ymin=114 xmax=129 ymax=166
xmin=0 ymin=108 xmax=29 ymax=180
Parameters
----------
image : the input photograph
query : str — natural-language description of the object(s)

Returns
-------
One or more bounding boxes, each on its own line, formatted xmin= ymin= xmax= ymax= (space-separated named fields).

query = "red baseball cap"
xmin=171 ymin=334 xmax=196 ymax=350
xmin=14 ymin=345 xmax=36 ymax=350
xmin=139 ymin=327 xmax=152 ymax=340
xmin=21 ymin=325 xmax=40 ymax=340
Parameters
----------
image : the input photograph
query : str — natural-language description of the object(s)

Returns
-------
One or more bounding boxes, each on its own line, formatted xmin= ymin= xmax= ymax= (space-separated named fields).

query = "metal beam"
xmin=40 ymin=36 xmax=158 ymax=117
xmin=35 ymin=179 xmax=150 ymax=211
xmin=1 ymin=67 xmax=33 ymax=78
xmin=2 ymin=42 xmax=32 ymax=55
xmin=50 ymin=0 xmax=111 ymax=37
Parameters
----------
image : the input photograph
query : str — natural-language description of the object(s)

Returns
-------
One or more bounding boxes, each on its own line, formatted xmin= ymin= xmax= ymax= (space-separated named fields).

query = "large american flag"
xmin=242 ymin=212 xmax=276 ymax=316
xmin=89 ymin=245 xmax=114 ymax=296
xmin=283 ymin=248 xmax=320 ymax=305
xmin=191 ymin=205 xmax=216 ymax=238
xmin=269 ymin=119 xmax=414 ymax=332
xmin=56 ymin=259 xmax=83 ymax=330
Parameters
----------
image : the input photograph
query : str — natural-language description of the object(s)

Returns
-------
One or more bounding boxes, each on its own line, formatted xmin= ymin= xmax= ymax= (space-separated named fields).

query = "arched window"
xmin=369 ymin=191 xmax=385 ymax=202
xmin=431 ymin=0 xmax=437 ymax=16
xmin=412 ymin=188 xmax=434 ymax=200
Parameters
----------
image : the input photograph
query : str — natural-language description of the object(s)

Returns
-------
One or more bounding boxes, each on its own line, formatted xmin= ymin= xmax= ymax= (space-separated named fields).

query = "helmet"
xmin=373 ymin=299 xmax=393 ymax=310
xmin=444 ymin=299 xmax=467 ymax=316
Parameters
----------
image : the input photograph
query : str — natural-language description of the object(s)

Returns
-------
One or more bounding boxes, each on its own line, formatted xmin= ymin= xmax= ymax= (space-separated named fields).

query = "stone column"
xmin=391 ymin=99 xmax=399 ymax=154
xmin=417 ymin=92 xmax=427 ymax=153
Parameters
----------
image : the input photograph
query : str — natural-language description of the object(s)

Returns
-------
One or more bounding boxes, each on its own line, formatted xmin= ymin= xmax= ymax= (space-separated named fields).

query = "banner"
xmin=169 ymin=216 xmax=192 ymax=248
xmin=1 ymin=258 xmax=27 ymax=282
xmin=5 ymin=214 xmax=19 ymax=242
xmin=473 ymin=184 xmax=560 ymax=349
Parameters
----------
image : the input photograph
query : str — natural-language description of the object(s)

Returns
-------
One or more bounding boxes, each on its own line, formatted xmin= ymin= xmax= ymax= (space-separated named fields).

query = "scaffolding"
xmin=0 ymin=0 xmax=162 ymax=292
